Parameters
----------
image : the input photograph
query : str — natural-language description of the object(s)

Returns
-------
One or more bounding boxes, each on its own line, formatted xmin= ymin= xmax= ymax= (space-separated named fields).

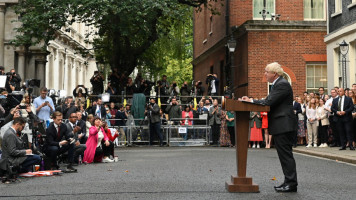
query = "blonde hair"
xmin=266 ymin=62 xmax=284 ymax=76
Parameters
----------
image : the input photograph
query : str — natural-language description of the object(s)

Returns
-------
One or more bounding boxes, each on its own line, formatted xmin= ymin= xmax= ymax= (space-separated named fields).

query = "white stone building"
xmin=0 ymin=1 xmax=97 ymax=96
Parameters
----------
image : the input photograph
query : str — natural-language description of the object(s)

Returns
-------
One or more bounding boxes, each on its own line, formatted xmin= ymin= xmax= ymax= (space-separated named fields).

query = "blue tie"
xmin=270 ymin=84 xmax=274 ymax=91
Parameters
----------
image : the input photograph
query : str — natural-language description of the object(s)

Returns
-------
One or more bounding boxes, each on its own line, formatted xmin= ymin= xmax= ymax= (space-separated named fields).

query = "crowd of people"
xmin=0 ymin=69 xmax=228 ymax=183
xmin=247 ymin=86 xmax=356 ymax=150
xmin=2 ymin=66 xmax=355 ymax=184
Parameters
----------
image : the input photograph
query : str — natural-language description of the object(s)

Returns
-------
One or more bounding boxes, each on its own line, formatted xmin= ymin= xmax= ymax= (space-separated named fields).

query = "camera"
xmin=173 ymin=83 xmax=177 ymax=87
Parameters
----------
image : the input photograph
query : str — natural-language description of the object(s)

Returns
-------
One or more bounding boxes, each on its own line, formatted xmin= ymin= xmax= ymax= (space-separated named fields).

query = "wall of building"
xmin=193 ymin=1 xmax=226 ymax=59
xmin=328 ymin=0 xmax=356 ymax=33
xmin=246 ymin=30 xmax=327 ymax=98
xmin=0 ymin=2 xmax=97 ymax=96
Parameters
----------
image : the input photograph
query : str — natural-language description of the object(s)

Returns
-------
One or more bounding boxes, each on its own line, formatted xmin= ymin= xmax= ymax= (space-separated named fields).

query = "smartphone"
xmin=19 ymin=105 xmax=27 ymax=109
xmin=45 ymin=101 xmax=49 ymax=104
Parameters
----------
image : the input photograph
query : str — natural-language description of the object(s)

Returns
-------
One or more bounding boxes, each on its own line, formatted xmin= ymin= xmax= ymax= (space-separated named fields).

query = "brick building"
xmin=193 ymin=0 xmax=327 ymax=98
xmin=325 ymin=0 xmax=356 ymax=90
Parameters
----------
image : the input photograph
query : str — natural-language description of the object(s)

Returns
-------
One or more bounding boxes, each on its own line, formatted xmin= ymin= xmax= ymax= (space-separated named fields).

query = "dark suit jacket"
xmin=293 ymin=102 xmax=302 ymax=116
xmin=115 ymin=110 xmax=127 ymax=126
xmin=45 ymin=122 xmax=71 ymax=147
xmin=1 ymin=128 xmax=27 ymax=167
xmin=254 ymin=76 xmax=297 ymax=135
xmin=89 ymin=105 xmax=106 ymax=119
xmin=331 ymin=96 xmax=354 ymax=122
xmin=146 ymin=104 xmax=160 ymax=124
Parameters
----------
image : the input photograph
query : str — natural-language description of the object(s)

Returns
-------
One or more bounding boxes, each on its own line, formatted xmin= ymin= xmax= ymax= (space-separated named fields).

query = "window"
xmin=304 ymin=0 xmax=325 ymax=20
xmin=253 ymin=0 xmax=275 ymax=20
xmin=306 ymin=64 xmax=328 ymax=93
xmin=335 ymin=0 xmax=342 ymax=13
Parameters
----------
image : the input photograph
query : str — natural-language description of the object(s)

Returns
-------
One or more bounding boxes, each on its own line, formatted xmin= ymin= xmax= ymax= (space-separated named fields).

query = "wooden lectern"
xmin=222 ymin=97 xmax=270 ymax=193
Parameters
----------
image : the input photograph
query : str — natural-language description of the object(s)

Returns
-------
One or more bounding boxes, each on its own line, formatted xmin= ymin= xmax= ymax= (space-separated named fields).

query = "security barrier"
xmin=107 ymin=118 xmax=210 ymax=146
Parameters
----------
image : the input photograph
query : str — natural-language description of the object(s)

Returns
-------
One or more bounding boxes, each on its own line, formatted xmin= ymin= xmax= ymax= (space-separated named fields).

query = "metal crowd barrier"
xmin=107 ymin=118 xmax=211 ymax=147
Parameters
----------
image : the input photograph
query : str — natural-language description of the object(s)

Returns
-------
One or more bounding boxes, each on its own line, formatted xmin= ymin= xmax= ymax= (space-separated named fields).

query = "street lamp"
xmin=227 ymin=36 xmax=236 ymax=95
xmin=227 ymin=37 xmax=236 ymax=53
xmin=339 ymin=40 xmax=349 ymax=89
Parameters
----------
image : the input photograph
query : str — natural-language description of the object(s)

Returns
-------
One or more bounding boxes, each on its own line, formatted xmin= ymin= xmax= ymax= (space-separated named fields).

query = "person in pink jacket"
xmin=83 ymin=117 xmax=114 ymax=163
xmin=181 ymin=106 xmax=193 ymax=126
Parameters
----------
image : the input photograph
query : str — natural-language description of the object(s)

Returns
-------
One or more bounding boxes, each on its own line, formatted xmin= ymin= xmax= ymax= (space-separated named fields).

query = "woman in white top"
xmin=316 ymin=98 xmax=329 ymax=147
xmin=306 ymin=98 xmax=318 ymax=148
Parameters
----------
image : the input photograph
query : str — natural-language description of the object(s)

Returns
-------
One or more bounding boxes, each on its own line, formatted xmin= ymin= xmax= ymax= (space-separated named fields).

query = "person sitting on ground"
xmin=1 ymin=117 xmax=41 ymax=173
xmin=83 ymin=117 xmax=114 ymax=163
xmin=86 ymin=114 xmax=94 ymax=138
xmin=44 ymin=111 xmax=77 ymax=172
xmin=66 ymin=112 xmax=87 ymax=164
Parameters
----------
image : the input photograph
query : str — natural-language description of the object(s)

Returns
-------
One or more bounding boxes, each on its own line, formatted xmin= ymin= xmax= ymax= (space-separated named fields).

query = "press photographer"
xmin=205 ymin=73 xmax=219 ymax=96
xmin=9 ymin=69 xmax=22 ymax=91
xmin=180 ymin=81 xmax=191 ymax=105
xmin=90 ymin=71 xmax=104 ymax=95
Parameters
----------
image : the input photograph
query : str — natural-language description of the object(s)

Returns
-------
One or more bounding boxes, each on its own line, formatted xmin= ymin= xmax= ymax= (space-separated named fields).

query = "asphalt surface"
xmin=0 ymin=147 xmax=355 ymax=200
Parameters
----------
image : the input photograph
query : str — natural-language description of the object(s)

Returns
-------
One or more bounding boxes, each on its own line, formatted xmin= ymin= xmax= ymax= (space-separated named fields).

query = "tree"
xmin=13 ymin=0 xmax=223 ymax=76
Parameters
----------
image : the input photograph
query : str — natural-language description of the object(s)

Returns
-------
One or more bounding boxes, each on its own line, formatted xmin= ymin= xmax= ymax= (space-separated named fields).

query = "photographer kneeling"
xmin=1 ymin=117 xmax=41 ymax=173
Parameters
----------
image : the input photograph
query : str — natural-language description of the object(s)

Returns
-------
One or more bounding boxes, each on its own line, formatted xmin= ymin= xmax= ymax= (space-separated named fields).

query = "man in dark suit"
xmin=76 ymin=111 xmax=87 ymax=144
xmin=145 ymin=98 xmax=163 ymax=146
xmin=331 ymin=88 xmax=355 ymax=150
xmin=1 ymin=117 xmax=41 ymax=173
xmin=89 ymin=98 xmax=106 ymax=119
xmin=45 ymin=111 xmax=77 ymax=172
xmin=240 ymin=62 xmax=298 ymax=192
xmin=66 ymin=112 xmax=86 ymax=164
xmin=293 ymin=98 xmax=302 ymax=147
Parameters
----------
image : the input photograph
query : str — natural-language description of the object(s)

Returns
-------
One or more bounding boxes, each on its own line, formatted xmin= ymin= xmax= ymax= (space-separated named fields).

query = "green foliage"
xmin=13 ymin=0 xmax=223 ymax=77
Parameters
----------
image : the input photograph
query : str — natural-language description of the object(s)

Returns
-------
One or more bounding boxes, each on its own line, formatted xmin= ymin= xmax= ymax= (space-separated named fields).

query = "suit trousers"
xmin=149 ymin=122 xmax=163 ymax=145
xmin=273 ymin=132 xmax=298 ymax=187
xmin=307 ymin=122 xmax=318 ymax=145
xmin=45 ymin=143 xmax=75 ymax=165
xmin=20 ymin=154 xmax=41 ymax=173
xmin=329 ymin=116 xmax=340 ymax=145
xmin=336 ymin=120 xmax=353 ymax=147
xmin=74 ymin=144 xmax=86 ymax=162
xmin=211 ymin=121 xmax=220 ymax=145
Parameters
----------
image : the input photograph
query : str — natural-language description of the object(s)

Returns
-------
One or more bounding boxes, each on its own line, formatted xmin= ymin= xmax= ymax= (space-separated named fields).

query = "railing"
xmin=107 ymin=118 xmax=211 ymax=147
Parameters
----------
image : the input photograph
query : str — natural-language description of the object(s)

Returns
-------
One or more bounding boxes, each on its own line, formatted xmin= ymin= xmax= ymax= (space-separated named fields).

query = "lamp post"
xmin=339 ymin=40 xmax=349 ymax=89
xmin=227 ymin=36 xmax=236 ymax=90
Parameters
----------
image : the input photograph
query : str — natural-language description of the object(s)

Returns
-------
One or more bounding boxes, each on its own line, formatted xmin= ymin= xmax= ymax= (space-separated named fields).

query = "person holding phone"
xmin=33 ymin=87 xmax=55 ymax=121
xmin=1 ymin=117 xmax=41 ymax=174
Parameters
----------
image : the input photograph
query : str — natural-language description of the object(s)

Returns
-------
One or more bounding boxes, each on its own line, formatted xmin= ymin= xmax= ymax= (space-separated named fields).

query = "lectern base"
xmin=225 ymin=176 xmax=260 ymax=193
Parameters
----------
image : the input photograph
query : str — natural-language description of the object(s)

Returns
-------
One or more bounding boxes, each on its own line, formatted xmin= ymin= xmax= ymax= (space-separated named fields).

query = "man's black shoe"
xmin=66 ymin=164 xmax=77 ymax=172
xmin=339 ymin=146 xmax=346 ymax=150
xmin=274 ymin=183 xmax=286 ymax=189
xmin=274 ymin=185 xmax=297 ymax=193
xmin=350 ymin=146 xmax=355 ymax=150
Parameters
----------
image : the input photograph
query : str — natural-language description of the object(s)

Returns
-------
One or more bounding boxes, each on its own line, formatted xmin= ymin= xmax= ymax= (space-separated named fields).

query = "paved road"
xmin=0 ymin=147 xmax=355 ymax=199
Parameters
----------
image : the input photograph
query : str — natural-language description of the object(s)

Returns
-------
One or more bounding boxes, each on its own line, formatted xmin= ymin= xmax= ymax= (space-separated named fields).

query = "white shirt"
xmin=306 ymin=106 xmax=317 ymax=122
xmin=272 ymin=76 xmax=280 ymax=85
xmin=211 ymin=79 xmax=216 ymax=94
xmin=338 ymin=96 xmax=345 ymax=112
xmin=97 ymin=129 xmax=104 ymax=148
